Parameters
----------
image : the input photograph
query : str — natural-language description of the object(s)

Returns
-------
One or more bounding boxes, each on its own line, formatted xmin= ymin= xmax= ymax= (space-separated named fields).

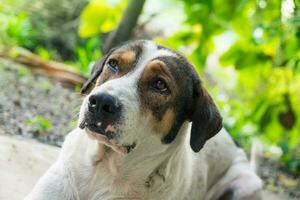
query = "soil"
xmin=0 ymin=59 xmax=299 ymax=199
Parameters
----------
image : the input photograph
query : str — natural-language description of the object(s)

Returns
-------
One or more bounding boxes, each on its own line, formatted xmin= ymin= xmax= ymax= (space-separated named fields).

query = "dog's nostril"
xmin=89 ymin=96 xmax=97 ymax=108
xmin=88 ymin=93 xmax=121 ymax=116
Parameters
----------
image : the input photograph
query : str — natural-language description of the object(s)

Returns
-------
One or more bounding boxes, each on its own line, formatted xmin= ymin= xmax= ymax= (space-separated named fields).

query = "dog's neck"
xmin=85 ymin=122 xmax=191 ymax=196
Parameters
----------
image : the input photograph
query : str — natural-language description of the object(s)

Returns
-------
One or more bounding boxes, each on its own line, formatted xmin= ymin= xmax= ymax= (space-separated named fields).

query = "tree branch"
xmin=102 ymin=0 xmax=146 ymax=53
xmin=0 ymin=47 xmax=87 ymax=87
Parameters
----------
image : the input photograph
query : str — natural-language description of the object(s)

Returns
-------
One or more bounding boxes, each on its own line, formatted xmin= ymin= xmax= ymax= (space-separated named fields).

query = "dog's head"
xmin=79 ymin=40 xmax=222 ymax=155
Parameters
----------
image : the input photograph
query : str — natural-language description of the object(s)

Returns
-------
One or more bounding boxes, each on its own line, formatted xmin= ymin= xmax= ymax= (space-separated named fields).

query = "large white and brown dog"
xmin=25 ymin=40 xmax=263 ymax=200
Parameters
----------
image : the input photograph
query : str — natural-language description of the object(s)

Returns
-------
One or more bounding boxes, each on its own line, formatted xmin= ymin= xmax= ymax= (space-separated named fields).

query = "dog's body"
xmin=26 ymin=40 xmax=262 ymax=200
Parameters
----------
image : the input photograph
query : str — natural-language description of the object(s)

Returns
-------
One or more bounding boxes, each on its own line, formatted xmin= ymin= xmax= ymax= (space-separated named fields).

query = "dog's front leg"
xmin=25 ymin=129 xmax=89 ymax=200
xmin=24 ymin=161 xmax=78 ymax=200
xmin=206 ymin=149 xmax=263 ymax=200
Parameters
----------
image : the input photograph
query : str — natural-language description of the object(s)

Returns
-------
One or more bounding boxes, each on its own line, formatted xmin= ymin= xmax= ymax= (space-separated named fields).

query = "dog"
xmin=25 ymin=40 xmax=263 ymax=200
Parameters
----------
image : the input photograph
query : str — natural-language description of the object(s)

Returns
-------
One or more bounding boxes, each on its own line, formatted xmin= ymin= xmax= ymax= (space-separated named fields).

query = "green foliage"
xmin=0 ymin=0 xmax=84 ymax=58
xmin=23 ymin=0 xmax=88 ymax=60
xmin=26 ymin=115 xmax=53 ymax=135
xmin=162 ymin=0 xmax=300 ymax=174
xmin=5 ymin=12 xmax=37 ymax=48
xmin=0 ymin=0 xmax=125 ymax=75
xmin=0 ymin=3 xmax=33 ymax=49
xmin=17 ymin=67 xmax=30 ymax=78
xmin=74 ymin=37 xmax=102 ymax=75
xmin=79 ymin=0 xmax=127 ymax=37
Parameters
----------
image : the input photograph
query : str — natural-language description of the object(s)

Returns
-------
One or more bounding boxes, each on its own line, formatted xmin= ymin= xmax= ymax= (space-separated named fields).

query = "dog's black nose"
xmin=88 ymin=93 xmax=121 ymax=118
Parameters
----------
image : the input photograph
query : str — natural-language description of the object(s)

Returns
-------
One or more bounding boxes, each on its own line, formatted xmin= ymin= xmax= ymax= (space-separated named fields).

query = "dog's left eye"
xmin=150 ymin=78 xmax=169 ymax=94
xmin=107 ymin=59 xmax=119 ymax=72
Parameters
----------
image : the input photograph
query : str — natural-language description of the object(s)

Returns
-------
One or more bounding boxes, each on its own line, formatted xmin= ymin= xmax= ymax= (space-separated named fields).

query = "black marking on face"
xmin=156 ymin=55 xmax=198 ymax=142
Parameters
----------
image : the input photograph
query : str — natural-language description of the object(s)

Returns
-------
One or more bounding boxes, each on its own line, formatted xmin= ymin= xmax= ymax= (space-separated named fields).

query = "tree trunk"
xmin=102 ymin=0 xmax=146 ymax=53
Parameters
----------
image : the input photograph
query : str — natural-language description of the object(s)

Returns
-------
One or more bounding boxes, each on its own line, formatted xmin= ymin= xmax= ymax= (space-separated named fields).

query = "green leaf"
xmin=26 ymin=115 xmax=52 ymax=134
xmin=78 ymin=0 xmax=127 ymax=37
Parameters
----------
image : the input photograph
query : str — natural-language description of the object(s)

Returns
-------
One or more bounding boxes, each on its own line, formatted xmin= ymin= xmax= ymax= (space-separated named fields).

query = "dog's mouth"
xmin=122 ymin=143 xmax=136 ymax=153
xmin=81 ymin=121 xmax=115 ymax=139
xmin=80 ymin=121 xmax=136 ymax=154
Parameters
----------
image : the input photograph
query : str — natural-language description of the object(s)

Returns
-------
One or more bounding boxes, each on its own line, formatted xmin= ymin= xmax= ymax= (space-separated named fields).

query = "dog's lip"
xmin=122 ymin=143 xmax=136 ymax=153
xmin=84 ymin=128 xmax=136 ymax=155
xmin=79 ymin=120 xmax=86 ymax=129
xmin=79 ymin=121 xmax=105 ymax=132
xmin=80 ymin=120 xmax=116 ymax=139
xmin=86 ymin=123 xmax=106 ymax=135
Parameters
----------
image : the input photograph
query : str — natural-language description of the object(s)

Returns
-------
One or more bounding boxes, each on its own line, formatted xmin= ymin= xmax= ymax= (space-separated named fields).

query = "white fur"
xmin=25 ymin=128 xmax=262 ymax=200
xmin=25 ymin=41 xmax=262 ymax=200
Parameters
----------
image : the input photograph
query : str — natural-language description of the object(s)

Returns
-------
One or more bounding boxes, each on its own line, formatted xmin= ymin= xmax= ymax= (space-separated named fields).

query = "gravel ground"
xmin=0 ymin=59 xmax=81 ymax=146
xmin=259 ymin=158 xmax=300 ymax=199
xmin=0 ymin=58 xmax=299 ymax=199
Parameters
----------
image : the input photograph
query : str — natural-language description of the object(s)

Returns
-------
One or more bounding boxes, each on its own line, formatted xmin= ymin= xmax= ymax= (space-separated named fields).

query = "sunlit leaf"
xmin=78 ymin=0 xmax=127 ymax=37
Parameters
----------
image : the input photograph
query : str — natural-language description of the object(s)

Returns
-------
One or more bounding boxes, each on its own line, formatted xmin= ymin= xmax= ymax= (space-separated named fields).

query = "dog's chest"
xmin=76 ymin=152 xmax=147 ymax=199
xmin=78 ymin=173 xmax=146 ymax=200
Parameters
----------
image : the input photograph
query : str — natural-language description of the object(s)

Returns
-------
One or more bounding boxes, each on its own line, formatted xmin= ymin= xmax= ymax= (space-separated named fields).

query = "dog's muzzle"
xmin=79 ymin=92 xmax=136 ymax=154
xmin=80 ymin=92 xmax=122 ymax=139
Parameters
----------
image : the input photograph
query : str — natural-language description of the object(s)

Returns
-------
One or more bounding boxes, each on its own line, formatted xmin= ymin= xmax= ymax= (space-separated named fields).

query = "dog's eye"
xmin=107 ymin=59 xmax=118 ymax=72
xmin=150 ymin=78 xmax=169 ymax=94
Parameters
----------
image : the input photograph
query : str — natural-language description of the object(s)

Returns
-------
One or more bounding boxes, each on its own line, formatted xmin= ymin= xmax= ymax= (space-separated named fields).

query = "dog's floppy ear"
xmin=80 ymin=52 xmax=112 ymax=95
xmin=189 ymin=81 xmax=222 ymax=152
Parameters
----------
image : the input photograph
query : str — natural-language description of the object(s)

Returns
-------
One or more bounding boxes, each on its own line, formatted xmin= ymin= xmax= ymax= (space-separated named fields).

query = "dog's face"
xmin=79 ymin=40 xmax=222 ymax=155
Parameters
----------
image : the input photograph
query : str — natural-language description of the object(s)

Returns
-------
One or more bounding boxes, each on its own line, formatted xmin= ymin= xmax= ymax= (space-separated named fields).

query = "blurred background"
xmin=0 ymin=0 xmax=299 ymax=199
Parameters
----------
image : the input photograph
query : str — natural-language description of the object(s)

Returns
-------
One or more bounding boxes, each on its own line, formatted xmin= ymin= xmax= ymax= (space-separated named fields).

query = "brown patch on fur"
xmin=138 ymin=60 xmax=178 ymax=135
xmin=96 ymin=50 xmax=136 ymax=85
xmin=138 ymin=60 xmax=175 ymax=100
xmin=145 ymin=60 xmax=172 ymax=82
xmin=152 ymin=108 xmax=175 ymax=135
xmin=110 ymin=51 xmax=136 ymax=71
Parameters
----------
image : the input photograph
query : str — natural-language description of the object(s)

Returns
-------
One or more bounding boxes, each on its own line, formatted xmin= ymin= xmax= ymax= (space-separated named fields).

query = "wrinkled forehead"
xmin=114 ymin=40 xmax=177 ymax=68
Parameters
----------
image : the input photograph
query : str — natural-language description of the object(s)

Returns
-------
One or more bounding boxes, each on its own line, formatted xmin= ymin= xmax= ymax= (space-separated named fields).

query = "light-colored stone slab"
xmin=0 ymin=134 xmax=60 ymax=200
